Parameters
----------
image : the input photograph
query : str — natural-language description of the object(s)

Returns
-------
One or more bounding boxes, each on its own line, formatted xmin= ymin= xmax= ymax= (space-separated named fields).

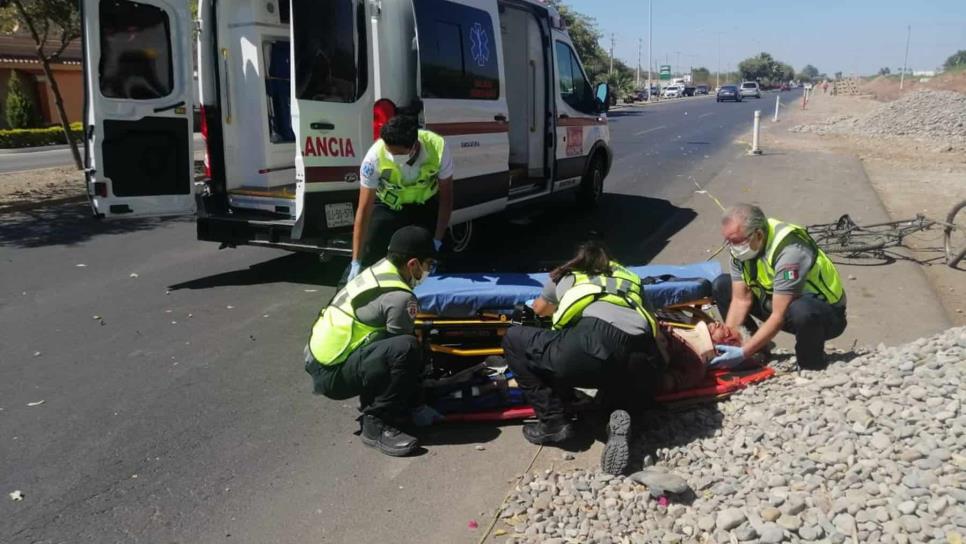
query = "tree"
xmin=945 ymin=50 xmax=966 ymax=71
xmin=5 ymin=70 xmax=40 ymax=128
xmin=878 ymin=67 xmax=891 ymax=76
xmin=691 ymin=67 xmax=711 ymax=84
xmin=548 ymin=1 xmax=608 ymax=82
xmin=0 ymin=0 xmax=82 ymax=169
xmin=799 ymin=64 xmax=820 ymax=82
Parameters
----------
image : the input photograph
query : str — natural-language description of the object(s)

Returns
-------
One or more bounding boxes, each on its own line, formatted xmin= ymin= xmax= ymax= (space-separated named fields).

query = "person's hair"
xmin=380 ymin=115 xmax=419 ymax=148
xmin=386 ymin=251 xmax=419 ymax=270
xmin=550 ymin=240 xmax=612 ymax=283
xmin=722 ymin=203 xmax=767 ymax=236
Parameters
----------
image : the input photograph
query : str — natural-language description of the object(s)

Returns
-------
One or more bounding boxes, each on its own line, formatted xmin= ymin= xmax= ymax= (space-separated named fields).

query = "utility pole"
xmin=647 ymin=0 xmax=652 ymax=97
xmin=716 ymin=32 xmax=722 ymax=89
xmin=899 ymin=24 xmax=911 ymax=90
xmin=637 ymin=38 xmax=642 ymax=86
xmin=609 ymin=33 xmax=615 ymax=76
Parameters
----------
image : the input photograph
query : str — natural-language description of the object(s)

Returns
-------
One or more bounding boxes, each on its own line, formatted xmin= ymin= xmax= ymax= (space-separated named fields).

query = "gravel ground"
xmin=496 ymin=326 xmax=966 ymax=544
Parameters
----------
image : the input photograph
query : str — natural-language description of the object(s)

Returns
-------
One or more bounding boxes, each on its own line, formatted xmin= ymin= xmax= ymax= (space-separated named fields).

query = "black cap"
xmin=387 ymin=226 xmax=436 ymax=258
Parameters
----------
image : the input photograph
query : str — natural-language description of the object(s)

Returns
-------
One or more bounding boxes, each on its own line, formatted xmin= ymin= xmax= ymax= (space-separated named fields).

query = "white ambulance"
xmin=81 ymin=0 xmax=613 ymax=255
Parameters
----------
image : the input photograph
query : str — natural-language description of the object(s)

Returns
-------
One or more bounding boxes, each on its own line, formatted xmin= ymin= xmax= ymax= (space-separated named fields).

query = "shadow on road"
xmin=168 ymin=252 xmax=343 ymax=291
xmin=0 ymin=202 xmax=186 ymax=248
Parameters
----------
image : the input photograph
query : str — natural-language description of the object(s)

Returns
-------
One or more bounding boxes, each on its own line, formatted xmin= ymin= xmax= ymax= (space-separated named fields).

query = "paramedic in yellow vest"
xmin=501 ymin=241 xmax=666 ymax=476
xmin=711 ymin=204 xmax=847 ymax=371
xmin=347 ymin=116 xmax=454 ymax=280
xmin=304 ymin=226 xmax=437 ymax=457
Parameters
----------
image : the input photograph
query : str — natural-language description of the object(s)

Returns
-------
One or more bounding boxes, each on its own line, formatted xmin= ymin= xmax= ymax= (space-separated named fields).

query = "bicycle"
xmin=806 ymin=199 xmax=966 ymax=268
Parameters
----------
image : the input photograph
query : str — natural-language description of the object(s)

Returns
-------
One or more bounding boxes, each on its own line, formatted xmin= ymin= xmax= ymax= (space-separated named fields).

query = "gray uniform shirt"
xmin=540 ymin=274 xmax=651 ymax=336
xmin=353 ymin=289 xmax=418 ymax=335
xmin=731 ymin=235 xmax=846 ymax=306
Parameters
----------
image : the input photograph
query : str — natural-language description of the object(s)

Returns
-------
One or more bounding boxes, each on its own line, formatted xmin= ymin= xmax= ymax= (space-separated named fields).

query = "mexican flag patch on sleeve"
xmin=781 ymin=269 xmax=799 ymax=281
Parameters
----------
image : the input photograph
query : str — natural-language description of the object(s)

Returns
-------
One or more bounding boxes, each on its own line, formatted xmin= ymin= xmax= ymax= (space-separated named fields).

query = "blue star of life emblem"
xmin=470 ymin=22 xmax=489 ymax=67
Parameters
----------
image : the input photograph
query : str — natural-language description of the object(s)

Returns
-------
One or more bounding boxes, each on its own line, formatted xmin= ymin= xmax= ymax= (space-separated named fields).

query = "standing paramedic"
xmin=304 ymin=226 xmax=438 ymax=457
xmin=347 ymin=116 xmax=454 ymax=280
xmin=710 ymin=203 xmax=847 ymax=371
xmin=501 ymin=241 xmax=669 ymax=476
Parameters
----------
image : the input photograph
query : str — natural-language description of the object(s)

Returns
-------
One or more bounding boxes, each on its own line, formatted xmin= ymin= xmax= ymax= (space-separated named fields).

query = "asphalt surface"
xmin=0 ymin=90 xmax=798 ymax=543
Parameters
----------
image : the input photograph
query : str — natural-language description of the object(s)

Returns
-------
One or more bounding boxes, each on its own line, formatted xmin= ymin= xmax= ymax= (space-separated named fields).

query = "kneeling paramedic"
xmin=305 ymin=226 xmax=437 ymax=457
xmin=711 ymin=203 xmax=847 ymax=370
xmin=501 ymin=241 xmax=667 ymax=475
xmin=348 ymin=115 xmax=454 ymax=279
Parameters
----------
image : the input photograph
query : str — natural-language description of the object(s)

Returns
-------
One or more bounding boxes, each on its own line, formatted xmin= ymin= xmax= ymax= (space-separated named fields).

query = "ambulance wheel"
xmin=577 ymin=155 xmax=605 ymax=208
xmin=447 ymin=220 xmax=474 ymax=254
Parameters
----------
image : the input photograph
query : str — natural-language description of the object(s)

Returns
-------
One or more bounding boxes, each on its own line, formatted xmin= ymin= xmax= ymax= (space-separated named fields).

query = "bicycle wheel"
xmin=945 ymin=199 xmax=966 ymax=268
xmin=813 ymin=231 xmax=893 ymax=255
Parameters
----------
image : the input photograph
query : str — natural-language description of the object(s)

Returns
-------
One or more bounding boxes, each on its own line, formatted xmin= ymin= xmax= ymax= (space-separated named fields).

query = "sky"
xmin=563 ymin=0 xmax=966 ymax=77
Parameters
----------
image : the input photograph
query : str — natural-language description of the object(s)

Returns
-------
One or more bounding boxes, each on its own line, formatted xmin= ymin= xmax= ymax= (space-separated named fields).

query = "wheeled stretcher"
xmin=412 ymin=262 xmax=775 ymax=421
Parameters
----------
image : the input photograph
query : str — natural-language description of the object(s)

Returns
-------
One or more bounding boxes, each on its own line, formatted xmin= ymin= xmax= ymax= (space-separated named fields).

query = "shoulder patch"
xmin=362 ymin=160 xmax=376 ymax=178
xmin=407 ymin=299 xmax=419 ymax=319
xmin=777 ymin=265 xmax=800 ymax=281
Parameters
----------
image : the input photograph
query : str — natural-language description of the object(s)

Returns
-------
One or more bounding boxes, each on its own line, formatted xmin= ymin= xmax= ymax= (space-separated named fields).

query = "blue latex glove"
xmin=709 ymin=344 xmax=746 ymax=369
xmin=433 ymin=239 xmax=443 ymax=251
xmin=347 ymin=260 xmax=361 ymax=281
xmin=411 ymin=404 xmax=444 ymax=427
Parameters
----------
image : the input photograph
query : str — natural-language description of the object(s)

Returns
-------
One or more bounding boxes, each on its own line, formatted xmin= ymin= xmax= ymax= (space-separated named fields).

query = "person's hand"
xmin=709 ymin=344 xmax=746 ymax=369
xmin=433 ymin=239 xmax=443 ymax=251
xmin=347 ymin=260 xmax=361 ymax=280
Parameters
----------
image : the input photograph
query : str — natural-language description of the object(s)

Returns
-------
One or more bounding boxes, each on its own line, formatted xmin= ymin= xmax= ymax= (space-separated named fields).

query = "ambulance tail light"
xmin=373 ymin=99 xmax=397 ymax=141
xmin=199 ymin=104 xmax=211 ymax=178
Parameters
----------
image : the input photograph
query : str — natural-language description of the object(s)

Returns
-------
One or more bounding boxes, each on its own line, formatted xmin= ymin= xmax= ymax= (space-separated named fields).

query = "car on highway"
xmin=740 ymin=81 xmax=762 ymax=99
xmin=695 ymin=84 xmax=709 ymax=95
xmin=716 ymin=85 xmax=742 ymax=102
xmin=662 ymin=85 xmax=682 ymax=98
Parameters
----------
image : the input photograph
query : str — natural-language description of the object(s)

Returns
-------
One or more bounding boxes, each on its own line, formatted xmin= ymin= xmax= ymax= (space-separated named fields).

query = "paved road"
xmin=0 ymin=134 xmax=207 ymax=174
xmin=0 ymin=90 xmax=797 ymax=543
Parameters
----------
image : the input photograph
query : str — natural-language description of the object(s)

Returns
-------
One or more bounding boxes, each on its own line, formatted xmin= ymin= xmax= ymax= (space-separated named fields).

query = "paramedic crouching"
xmin=711 ymin=204 xmax=847 ymax=371
xmin=304 ymin=226 xmax=437 ymax=457
xmin=348 ymin=116 xmax=454 ymax=280
xmin=502 ymin=241 xmax=667 ymax=476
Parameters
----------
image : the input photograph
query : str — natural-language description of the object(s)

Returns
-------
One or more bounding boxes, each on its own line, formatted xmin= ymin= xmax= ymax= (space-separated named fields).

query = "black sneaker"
xmin=601 ymin=409 xmax=631 ymax=475
xmin=361 ymin=415 xmax=419 ymax=457
xmin=522 ymin=420 xmax=575 ymax=445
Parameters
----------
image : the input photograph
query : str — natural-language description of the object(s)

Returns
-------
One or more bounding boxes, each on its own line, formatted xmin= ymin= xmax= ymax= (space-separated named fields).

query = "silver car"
xmin=740 ymin=81 xmax=761 ymax=99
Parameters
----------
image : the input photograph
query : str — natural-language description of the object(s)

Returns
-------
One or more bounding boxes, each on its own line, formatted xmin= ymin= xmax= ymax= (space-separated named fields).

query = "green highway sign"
xmin=659 ymin=65 xmax=671 ymax=80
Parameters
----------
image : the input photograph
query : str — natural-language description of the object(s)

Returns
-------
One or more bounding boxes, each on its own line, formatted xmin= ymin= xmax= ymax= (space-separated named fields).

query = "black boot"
xmin=361 ymin=415 xmax=419 ymax=457
xmin=601 ymin=409 xmax=631 ymax=475
xmin=522 ymin=419 xmax=575 ymax=445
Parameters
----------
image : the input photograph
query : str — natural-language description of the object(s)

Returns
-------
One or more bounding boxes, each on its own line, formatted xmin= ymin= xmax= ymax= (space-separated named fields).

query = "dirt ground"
xmin=860 ymin=70 xmax=966 ymax=102
xmin=0 ymin=166 xmax=86 ymax=212
xmin=759 ymin=90 xmax=966 ymax=326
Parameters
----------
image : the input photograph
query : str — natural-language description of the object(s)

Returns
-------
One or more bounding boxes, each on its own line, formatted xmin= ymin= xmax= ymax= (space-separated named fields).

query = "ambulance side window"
xmin=554 ymin=41 xmax=595 ymax=114
xmin=264 ymin=40 xmax=295 ymax=143
xmin=413 ymin=0 xmax=500 ymax=100
xmin=292 ymin=0 xmax=368 ymax=103
xmin=98 ymin=0 xmax=174 ymax=100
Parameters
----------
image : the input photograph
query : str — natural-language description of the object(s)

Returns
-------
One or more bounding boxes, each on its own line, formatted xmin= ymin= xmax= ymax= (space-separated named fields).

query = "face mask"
xmin=729 ymin=242 xmax=758 ymax=261
xmin=389 ymin=147 xmax=415 ymax=167
xmin=409 ymin=262 xmax=429 ymax=288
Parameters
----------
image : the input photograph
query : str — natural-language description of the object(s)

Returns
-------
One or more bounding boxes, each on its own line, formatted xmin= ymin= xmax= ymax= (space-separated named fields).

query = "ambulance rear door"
xmin=411 ymin=0 xmax=510 ymax=219
xmin=290 ymin=0 xmax=373 ymax=232
xmin=81 ymin=0 xmax=196 ymax=218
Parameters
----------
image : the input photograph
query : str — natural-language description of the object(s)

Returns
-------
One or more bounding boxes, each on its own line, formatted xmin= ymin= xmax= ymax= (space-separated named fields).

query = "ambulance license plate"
xmin=324 ymin=203 xmax=354 ymax=228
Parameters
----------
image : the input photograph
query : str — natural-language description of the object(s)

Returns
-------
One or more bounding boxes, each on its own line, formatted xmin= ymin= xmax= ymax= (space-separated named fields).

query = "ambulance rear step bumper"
xmin=196 ymin=213 xmax=352 ymax=257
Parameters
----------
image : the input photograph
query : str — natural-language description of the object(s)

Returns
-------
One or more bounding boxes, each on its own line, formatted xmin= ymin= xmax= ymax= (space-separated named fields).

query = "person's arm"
xmin=434 ymin=176 xmax=453 ymax=242
xmin=382 ymin=292 xmax=418 ymax=336
xmin=352 ymin=187 xmax=377 ymax=262
xmin=725 ymin=280 xmax=754 ymax=330
xmin=532 ymin=276 xmax=565 ymax=317
xmin=741 ymin=292 xmax=793 ymax=355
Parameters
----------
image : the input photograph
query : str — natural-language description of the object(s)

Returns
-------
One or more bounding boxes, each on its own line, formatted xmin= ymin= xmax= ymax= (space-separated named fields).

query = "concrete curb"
xmin=0 ymin=194 xmax=87 ymax=214
xmin=0 ymin=144 xmax=72 ymax=155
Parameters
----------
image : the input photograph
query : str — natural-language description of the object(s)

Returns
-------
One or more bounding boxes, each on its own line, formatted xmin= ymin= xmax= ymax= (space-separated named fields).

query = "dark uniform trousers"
xmin=304 ymin=334 xmax=423 ymax=421
xmin=711 ymin=274 xmax=847 ymax=369
xmin=501 ymin=317 xmax=664 ymax=424
xmin=361 ymin=196 xmax=439 ymax=268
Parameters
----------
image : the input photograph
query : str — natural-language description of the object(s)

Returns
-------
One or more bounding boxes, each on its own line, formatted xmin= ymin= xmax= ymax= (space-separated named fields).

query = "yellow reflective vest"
xmin=373 ymin=130 xmax=444 ymax=211
xmin=308 ymin=259 xmax=413 ymax=366
xmin=551 ymin=261 xmax=658 ymax=334
xmin=739 ymin=218 xmax=844 ymax=304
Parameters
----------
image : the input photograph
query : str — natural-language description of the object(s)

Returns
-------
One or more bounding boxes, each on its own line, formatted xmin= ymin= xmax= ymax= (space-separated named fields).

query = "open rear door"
xmin=82 ymin=0 xmax=195 ymax=218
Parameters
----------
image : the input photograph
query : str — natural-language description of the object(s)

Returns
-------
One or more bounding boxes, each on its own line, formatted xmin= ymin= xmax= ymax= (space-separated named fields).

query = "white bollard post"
xmin=750 ymin=110 xmax=762 ymax=155
xmin=773 ymin=94 xmax=780 ymax=122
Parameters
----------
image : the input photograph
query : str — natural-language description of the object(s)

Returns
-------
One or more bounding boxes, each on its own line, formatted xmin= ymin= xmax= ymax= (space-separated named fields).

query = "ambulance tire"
xmin=447 ymin=219 xmax=474 ymax=254
xmin=576 ymin=155 xmax=605 ymax=208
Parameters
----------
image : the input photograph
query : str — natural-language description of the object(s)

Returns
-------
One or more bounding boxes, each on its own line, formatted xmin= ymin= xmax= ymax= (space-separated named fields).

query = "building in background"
xmin=0 ymin=33 xmax=82 ymax=129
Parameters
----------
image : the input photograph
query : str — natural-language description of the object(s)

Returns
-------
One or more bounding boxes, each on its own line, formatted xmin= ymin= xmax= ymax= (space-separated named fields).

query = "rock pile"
xmin=791 ymin=90 xmax=966 ymax=144
xmin=497 ymin=327 xmax=966 ymax=543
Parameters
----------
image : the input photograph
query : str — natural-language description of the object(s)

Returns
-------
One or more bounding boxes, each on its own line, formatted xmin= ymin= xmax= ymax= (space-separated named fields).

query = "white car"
xmin=739 ymin=81 xmax=761 ymax=99
xmin=662 ymin=85 xmax=682 ymax=98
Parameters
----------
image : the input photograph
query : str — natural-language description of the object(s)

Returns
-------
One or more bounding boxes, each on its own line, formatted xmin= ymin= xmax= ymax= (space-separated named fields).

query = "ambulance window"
xmin=413 ymin=0 xmax=500 ymax=100
xmin=555 ymin=41 xmax=595 ymax=114
xmin=264 ymin=41 xmax=295 ymax=143
xmin=292 ymin=0 xmax=368 ymax=103
xmin=98 ymin=0 xmax=174 ymax=100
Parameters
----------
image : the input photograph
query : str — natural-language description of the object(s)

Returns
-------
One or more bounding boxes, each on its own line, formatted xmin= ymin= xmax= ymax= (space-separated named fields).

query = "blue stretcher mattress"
xmin=415 ymin=262 xmax=722 ymax=317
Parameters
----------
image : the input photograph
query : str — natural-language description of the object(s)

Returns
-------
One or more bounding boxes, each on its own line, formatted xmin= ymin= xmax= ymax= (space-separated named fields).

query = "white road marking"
xmin=698 ymin=112 xmax=715 ymax=119
xmin=634 ymin=125 xmax=667 ymax=136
